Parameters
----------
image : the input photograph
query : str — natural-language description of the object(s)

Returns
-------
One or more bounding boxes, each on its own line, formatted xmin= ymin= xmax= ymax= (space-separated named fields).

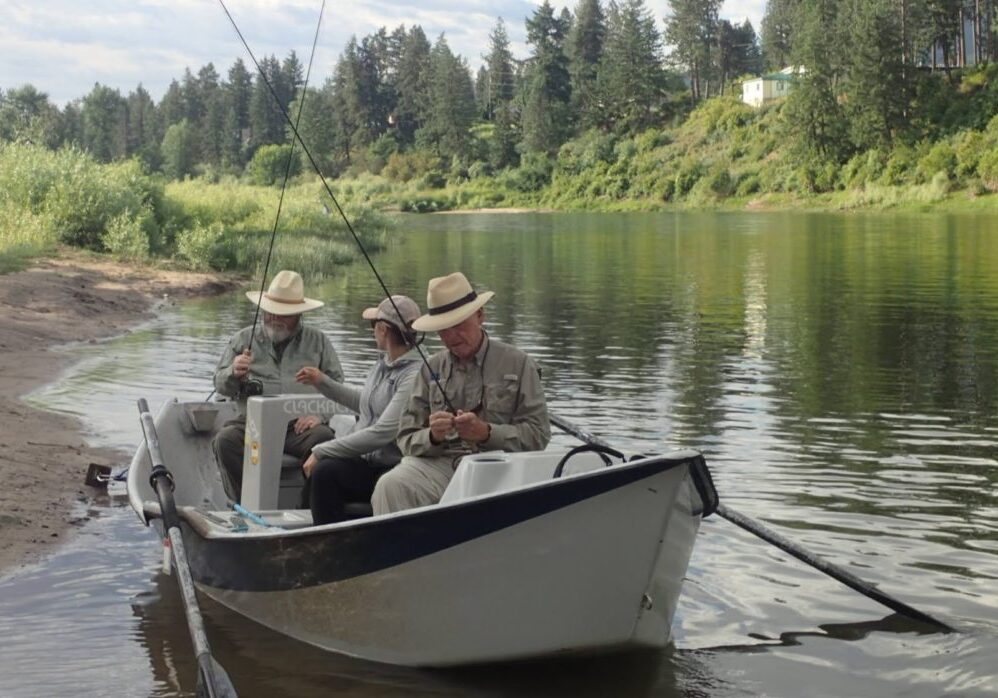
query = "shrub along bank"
xmin=0 ymin=142 xmax=389 ymax=274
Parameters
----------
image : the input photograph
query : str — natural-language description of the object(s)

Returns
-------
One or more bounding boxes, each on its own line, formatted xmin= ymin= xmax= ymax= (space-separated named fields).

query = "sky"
xmin=0 ymin=0 xmax=766 ymax=106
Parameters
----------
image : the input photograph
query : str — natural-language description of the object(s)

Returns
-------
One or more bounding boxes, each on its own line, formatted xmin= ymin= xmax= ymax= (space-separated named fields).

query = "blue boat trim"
xmin=184 ymin=454 xmax=699 ymax=592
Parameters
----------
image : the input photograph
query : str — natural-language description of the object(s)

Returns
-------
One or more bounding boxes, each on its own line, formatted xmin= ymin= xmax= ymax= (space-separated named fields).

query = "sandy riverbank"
xmin=0 ymin=250 xmax=241 ymax=576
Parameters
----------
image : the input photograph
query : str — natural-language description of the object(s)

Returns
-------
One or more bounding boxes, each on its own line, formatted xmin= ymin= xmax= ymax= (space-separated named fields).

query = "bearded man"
xmin=211 ymin=270 xmax=343 ymax=502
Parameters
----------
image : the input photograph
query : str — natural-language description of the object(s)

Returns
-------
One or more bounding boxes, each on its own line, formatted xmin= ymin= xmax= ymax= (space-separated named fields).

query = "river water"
xmin=1 ymin=211 xmax=997 ymax=696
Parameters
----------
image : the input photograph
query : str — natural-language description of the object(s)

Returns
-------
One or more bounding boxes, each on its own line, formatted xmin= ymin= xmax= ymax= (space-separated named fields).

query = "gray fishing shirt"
xmin=310 ymin=348 xmax=421 ymax=466
xmin=397 ymin=334 xmax=551 ymax=459
xmin=213 ymin=323 xmax=344 ymax=414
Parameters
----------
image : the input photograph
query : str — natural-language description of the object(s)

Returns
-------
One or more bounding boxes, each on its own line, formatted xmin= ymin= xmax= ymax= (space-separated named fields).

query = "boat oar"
xmin=549 ymin=412 xmax=955 ymax=632
xmin=138 ymin=399 xmax=239 ymax=697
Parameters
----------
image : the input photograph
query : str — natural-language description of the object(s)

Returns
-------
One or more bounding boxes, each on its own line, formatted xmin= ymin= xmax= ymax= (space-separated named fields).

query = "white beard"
xmin=263 ymin=322 xmax=294 ymax=343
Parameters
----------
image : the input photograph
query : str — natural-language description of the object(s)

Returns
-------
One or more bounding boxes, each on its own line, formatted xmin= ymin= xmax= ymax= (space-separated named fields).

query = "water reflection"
xmin=4 ymin=210 xmax=998 ymax=696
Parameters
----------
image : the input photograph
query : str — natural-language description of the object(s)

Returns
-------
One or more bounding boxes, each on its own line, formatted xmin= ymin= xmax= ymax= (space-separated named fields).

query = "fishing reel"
xmin=239 ymin=379 xmax=264 ymax=399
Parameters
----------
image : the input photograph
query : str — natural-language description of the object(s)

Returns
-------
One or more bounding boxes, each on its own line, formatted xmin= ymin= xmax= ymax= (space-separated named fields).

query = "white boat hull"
xmin=131 ymin=399 xmax=712 ymax=667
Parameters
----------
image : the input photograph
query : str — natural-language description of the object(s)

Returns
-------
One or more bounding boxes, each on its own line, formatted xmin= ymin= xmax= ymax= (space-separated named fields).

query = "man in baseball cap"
xmin=372 ymin=272 xmax=550 ymax=514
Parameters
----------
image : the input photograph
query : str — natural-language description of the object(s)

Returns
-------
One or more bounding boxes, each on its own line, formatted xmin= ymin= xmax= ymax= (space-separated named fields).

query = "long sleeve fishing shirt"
xmin=397 ymin=334 xmax=550 ymax=459
xmin=213 ymin=323 xmax=344 ymax=415
xmin=308 ymin=348 xmax=421 ymax=466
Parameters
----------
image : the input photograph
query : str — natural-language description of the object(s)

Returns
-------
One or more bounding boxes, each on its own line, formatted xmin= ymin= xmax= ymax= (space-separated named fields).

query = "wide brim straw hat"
xmin=411 ymin=272 xmax=494 ymax=332
xmin=362 ymin=295 xmax=421 ymax=334
xmin=245 ymin=270 xmax=324 ymax=316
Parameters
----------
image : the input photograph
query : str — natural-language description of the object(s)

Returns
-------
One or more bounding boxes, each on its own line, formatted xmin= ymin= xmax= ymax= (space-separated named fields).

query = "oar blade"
xmin=196 ymin=655 xmax=238 ymax=698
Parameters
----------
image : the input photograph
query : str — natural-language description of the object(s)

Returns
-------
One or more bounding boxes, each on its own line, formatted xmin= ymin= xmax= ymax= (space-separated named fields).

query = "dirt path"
xmin=0 ymin=250 xmax=241 ymax=575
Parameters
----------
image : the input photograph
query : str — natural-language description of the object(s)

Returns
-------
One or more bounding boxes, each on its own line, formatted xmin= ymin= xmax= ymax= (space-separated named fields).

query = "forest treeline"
xmin=3 ymin=0 xmax=998 ymax=270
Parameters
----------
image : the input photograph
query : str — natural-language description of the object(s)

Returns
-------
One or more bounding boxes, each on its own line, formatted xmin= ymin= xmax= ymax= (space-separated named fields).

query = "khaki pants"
xmin=371 ymin=455 xmax=460 ymax=515
xmin=212 ymin=415 xmax=335 ymax=502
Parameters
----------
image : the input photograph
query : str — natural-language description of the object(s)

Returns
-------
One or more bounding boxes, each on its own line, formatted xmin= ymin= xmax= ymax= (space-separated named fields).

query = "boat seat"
xmin=278 ymin=454 xmax=305 ymax=510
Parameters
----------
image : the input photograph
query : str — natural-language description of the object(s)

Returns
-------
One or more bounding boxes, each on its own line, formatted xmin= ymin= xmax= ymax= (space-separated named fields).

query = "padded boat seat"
xmin=277 ymin=455 xmax=374 ymax=519
xmin=278 ymin=454 xmax=305 ymax=510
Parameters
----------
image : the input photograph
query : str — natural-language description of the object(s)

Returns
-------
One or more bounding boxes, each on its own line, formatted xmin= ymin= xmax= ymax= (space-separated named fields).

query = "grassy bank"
xmin=0 ymin=142 xmax=390 ymax=275
xmin=327 ymin=82 xmax=998 ymax=215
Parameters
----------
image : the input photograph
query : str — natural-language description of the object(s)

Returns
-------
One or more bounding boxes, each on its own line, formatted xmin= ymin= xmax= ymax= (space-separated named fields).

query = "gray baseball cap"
xmin=362 ymin=295 xmax=421 ymax=334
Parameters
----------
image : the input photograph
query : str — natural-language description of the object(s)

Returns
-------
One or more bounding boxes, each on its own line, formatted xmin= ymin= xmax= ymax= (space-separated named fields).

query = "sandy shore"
xmin=0 ymin=250 xmax=241 ymax=576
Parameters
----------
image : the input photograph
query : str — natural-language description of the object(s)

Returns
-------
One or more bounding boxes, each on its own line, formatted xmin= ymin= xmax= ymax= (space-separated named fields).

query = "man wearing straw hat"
xmin=372 ymin=272 xmax=550 ymax=514
xmin=212 ymin=270 xmax=343 ymax=502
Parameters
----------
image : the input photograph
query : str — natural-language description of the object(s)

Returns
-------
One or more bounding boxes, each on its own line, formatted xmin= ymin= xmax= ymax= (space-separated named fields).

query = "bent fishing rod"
xmin=217 ymin=0 xmax=460 ymax=413
xmin=203 ymin=0 xmax=325 ymax=407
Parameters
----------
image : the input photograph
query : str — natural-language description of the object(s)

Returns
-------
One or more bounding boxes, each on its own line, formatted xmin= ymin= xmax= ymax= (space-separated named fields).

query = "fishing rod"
xmin=549 ymin=415 xmax=955 ymax=633
xmin=216 ymin=0 xmax=459 ymax=413
xmin=245 ymin=0 xmax=325 ymax=351
xmin=203 ymin=0 xmax=325 ymax=406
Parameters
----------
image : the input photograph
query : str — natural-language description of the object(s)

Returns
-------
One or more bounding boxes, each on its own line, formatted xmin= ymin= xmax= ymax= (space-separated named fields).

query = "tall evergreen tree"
xmin=521 ymin=1 xmax=573 ymax=154
xmin=716 ymin=19 xmax=762 ymax=88
xmin=197 ymin=63 xmax=225 ymax=168
xmin=567 ymin=0 xmax=607 ymax=130
xmin=159 ymin=79 xmax=185 ymax=127
xmin=421 ymin=35 xmax=476 ymax=159
xmin=81 ymin=83 xmax=127 ymax=162
xmin=223 ymin=58 xmax=253 ymax=168
xmin=248 ymin=55 xmax=286 ymax=152
xmin=597 ymin=0 xmax=665 ymax=132
xmin=761 ymin=0 xmax=800 ymax=71
xmin=125 ymin=84 xmax=161 ymax=169
xmin=842 ymin=0 xmax=908 ymax=150
xmin=783 ymin=0 xmax=849 ymax=165
xmin=483 ymin=18 xmax=516 ymax=120
xmin=664 ymin=0 xmax=722 ymax=101
xmin=395 ymin=26 xmax=433 ymax=145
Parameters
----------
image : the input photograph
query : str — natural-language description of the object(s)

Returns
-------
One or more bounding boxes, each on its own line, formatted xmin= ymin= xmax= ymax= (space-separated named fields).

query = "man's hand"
xmin=454 ymin=410 xmax=490 ymax=443
xmin=232 ymin=349 xmax=252 ymax=379
xmin=295 ymin=366 xmax=323 ymax=386
xmin=302 ymin=452 xmax=319 ymax=477
xmin=428 ymin=410 xmax=456 ymax=444
xmin=294 ymin=415 xmax=322 ymax=435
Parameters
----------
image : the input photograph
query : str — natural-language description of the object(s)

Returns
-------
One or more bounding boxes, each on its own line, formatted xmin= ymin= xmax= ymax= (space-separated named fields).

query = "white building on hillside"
xmin=741 ymin=67 xmax=801 ymax=108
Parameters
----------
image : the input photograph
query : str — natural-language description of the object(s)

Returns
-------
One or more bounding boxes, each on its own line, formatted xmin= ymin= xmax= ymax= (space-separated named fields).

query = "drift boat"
xmin=128 ymin=394 xmax=717 ymax=667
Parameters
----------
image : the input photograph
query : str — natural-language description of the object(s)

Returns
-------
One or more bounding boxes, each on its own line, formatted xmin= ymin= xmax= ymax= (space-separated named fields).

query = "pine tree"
xmin=198 ymin=64 xmax=225 ymax=168
xmin=483 ymin=18 xmax=516 ymax=121
xmin=664 ymin=0 xmax=722 ymax=101
xmin=223 ymin=59 xmax=253 ymax=169
xmin=761 ymin=0 xmax=800 ymax=71
xmin=395 ymin=26 xmax=433 ymax=146
xmin=783 ymin=0 xmax=849 ymax=165
xmin=125 ymin=84 xmax=161 ymax=169
xmin=521 ymin=1 xmax=572 ymax=154
xmin=597 ymin=0 xmax=665 ymax=132
xmin=842 ymin=0 xmax=908 ymax=150
xmin=421 ymin=35 xmax=476 ymax=160
xmin=159 ymin=80 xmax=185 ymax=128
xmin=567 ymin=0 xmax=606 ymax=130
xmin=81 ymin=83 xmax=127 ymax=162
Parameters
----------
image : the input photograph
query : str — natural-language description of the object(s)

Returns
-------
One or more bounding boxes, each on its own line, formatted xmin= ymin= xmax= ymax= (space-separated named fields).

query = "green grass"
xmin=0 ymin=142 xmax=393 ymax=275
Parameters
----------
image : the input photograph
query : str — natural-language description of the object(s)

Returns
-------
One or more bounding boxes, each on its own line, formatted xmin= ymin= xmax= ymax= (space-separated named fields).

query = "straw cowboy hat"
xmin=245 ymin=270 xmax=324 ymax=315
xmin=362 ymin=295 xmax=421 ymax=335
xmin=411 ymin=272 xmax=494 ymax=332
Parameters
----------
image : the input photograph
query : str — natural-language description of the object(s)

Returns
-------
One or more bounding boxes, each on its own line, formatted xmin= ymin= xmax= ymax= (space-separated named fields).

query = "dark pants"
xmin=211 ymin=415 xmax=335 ymax=503
xmin=309 ymin=456 xmax=391 ymax=525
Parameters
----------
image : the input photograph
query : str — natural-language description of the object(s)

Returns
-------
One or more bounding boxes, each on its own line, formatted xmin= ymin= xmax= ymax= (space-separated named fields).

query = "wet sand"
xmin=0 ymin=250 xmax=240 ymax=575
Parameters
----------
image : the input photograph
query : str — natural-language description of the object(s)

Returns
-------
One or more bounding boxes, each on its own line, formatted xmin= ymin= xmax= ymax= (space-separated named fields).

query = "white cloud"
xmin=0 ymin=0 xmax=765 ymax=105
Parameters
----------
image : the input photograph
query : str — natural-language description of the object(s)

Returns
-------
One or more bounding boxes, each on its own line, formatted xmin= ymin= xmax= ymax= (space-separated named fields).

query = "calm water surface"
xmin=2 ymin=211 xmax=997 ymax=697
